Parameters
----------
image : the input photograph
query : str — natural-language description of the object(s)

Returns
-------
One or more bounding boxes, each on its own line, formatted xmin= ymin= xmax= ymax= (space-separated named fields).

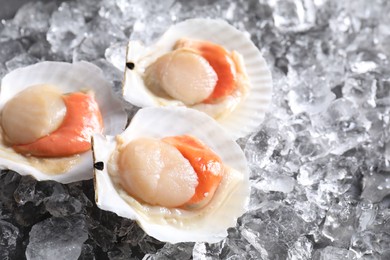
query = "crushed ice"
xmin=0 ymin=0 xmax=389 ymax=259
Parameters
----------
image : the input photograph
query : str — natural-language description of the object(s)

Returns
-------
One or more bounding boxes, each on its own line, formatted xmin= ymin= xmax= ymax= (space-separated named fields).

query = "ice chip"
xmin=0 ymin=40 xmax=25 ymax=64
xmin=252 ymin=175 xmax=295 ymax=193
xmin=312 ymin=246 xmax=357 ymax=260
xmin=311 ymin=98 xmax=371 ymax=155
xmin=44 ymin=194 xmax=84 ymax=217
xmin=322 ymin=200 xmax=356 ymax=247
xmin=13 ymin=175 xmax=36 ymax=205
xmin=13 ymin=1 xmax=56 ymax=35
xmin=72 ymin=17 xmax=126 ymax=62
xmin=361 ymin=173 xmax=390 ymax=203
xmin=287 ymin=236 xmax=313 ymax=260
xmin=287 ymin=67 xmax=336 ymax=115
xmin=342 ymin=74 xmax=377 ymax=107
xmin=350 ymin=61 xmax=378 ymax=74
xmin=47 ymin=2 xmax=86 ymax=58
xmin=0 ymin=220 xmax=19 ymax=260
xmin=350 ymin=230 xmax=390 ymax=258
xmin=26 ymin=215 xmax=88 ymax=260
xmin=5 ymin=53 xmax=39 ymax=71
xmin=297 ymin=161 xmax=327 ymax=186
xmin=292 ymin=200 xmax=321 ymax=223
xmin=78 ymin=243 xmax=95 ymax=260
xmin=272 ymin=0 xmax=316 ymax=33
xmin=105 ymin=42 xmax=128 ymax=72
xmin=107 ymin=243 xmax=133 ymax=260
xmin=241 ymin=206 xmax=313 ymax=259
xmin=0 ymin=21 xmax=21 ymax=41
xmin=145 ymin=243 xmax=194 ymax=260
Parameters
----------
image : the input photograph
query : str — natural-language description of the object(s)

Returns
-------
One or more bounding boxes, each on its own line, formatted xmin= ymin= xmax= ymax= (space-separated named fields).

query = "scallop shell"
xmin=123 ymin=18 xmax=272 ymax=139
xmin=0 ymin=61 xmax=127 ymax=183
xmin=93 ymin=107 xmax=249 ymax=243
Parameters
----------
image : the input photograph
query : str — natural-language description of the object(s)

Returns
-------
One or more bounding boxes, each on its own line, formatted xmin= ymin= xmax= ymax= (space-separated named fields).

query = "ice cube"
xmin=13 ymin=1 xmax=56 ymax=36
xmin=342 ymin=74 xmax=377 ymax=107
xmin=105 ymin=42 xmax=127 ymax=72
xmin=0 ymin=40 xmax=25 ymax=64
xmin=90 ymin=59 xmax=124 ymax=98
xmin=312 ymin=246 xmax=357 ymax=260
xmin=361 ymin=173 xmax=390 ymax=203
xmin=272 ymin=0 xmax=316 ymax=33
xmin=72 ymin=17 xmax=126 ymax=62
xmin=287 ymin=67 xmax=336 ymax=115
xmin=25 ymin=215 xmax=88 ymax=260
xmin=13 ymin=175 xmax=36 ymax=205
xmin=5 ymin=53 xmax=39 ymax=71
xmin=252 ymin=175 xmax=295 ymax=193
xmin=0 ymin=220 xmax=19 ymax=260
xmin=241 ymin=206 xmax=313 ymax=259
xmin=350 ymin=230 xmax=390 ymax=258
xmin=44 ymin=194 xmax=83 ymax=217
xmin=144 ymin=243 xmax=193 ymax=260
xmin=0 ymin=21 xmax=21 ymax=41
xmin=287 ymin=236 xmax=313 ymax=260
xmin=78 ymin=243 xmax=95 ymax=260
xmin=311 ymin=98 xmax=371 ymax=155
xmin=322 ymin=200 xmax=356 ymax=247
xmin=47 ymin=2 xmax=86 ymax=59
xmin=107 ymin=243 xmax=133 ymax=260
xmin=192 ymin=242 xmax=226 ymax=260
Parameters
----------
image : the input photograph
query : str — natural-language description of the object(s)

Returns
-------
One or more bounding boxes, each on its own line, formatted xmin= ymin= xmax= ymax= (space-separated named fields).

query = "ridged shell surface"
xmin=93 ymin=107 xmax=250 ymax=243
xmin=0 ymin=61 xmax=127 ymax=183
xmin=123 ymin=18 xmax=272 ymax=139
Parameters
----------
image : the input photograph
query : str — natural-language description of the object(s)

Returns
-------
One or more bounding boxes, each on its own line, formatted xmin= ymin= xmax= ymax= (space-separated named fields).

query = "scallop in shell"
xmin=93 ymin=107 xmax=249 ymax=243
xmin=0 ymin=61 xmax=127 ymax=183
xmin=123 ymin=18 xmax=272 ymax=139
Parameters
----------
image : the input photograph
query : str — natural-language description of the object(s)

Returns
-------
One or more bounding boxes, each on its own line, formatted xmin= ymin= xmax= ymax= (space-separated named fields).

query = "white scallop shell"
xmin=93 ymin=107 xmax=250 ymax=243
xmin=123 ymin=18 xmax=272 ymax=139
xmin=0 ymin=61 xmax=127 ymax=183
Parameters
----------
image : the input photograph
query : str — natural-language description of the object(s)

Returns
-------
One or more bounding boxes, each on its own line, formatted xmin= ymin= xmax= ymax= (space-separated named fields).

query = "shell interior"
xmin=123 ymin=18 xmax=273 ymax=139
xmin=0 ymin=61 xmax=127 ymax=183
xmin=93 ymin=107 xmax=250 ymax=243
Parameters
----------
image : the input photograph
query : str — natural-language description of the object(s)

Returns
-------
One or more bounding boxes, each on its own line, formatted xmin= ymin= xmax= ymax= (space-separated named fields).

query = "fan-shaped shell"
xmin=93 ymin=107 xmax=249 ymax=243
xmin=123 ymin=18 xmax=272 ymax=139
xmin=0 ymin=61 xmax=127 ymax=183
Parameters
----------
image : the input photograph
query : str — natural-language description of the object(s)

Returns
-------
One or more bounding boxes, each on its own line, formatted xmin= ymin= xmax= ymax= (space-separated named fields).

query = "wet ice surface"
xmin=26 ymin=215 xmax=88 ymax=260
xmin=0 ymin=0 xmax=389 ymax=259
